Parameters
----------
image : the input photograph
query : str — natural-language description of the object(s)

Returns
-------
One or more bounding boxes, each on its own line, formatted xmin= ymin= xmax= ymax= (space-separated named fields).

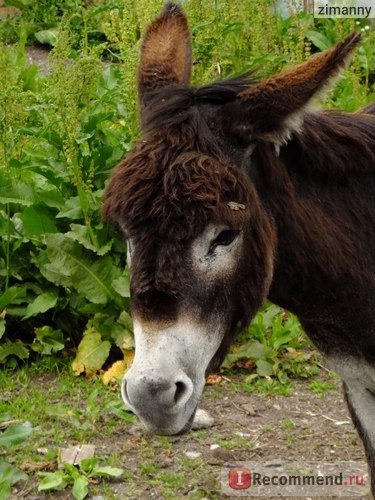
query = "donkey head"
xmin=103 ymin=3 xmax=360 ymax=434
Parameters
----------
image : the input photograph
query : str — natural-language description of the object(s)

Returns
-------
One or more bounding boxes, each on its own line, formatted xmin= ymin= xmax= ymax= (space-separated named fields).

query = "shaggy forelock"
xmin=101 ymin=107 xmax=260 ymax=296
xmin=102 ymin=133 xmax=254 ymax=241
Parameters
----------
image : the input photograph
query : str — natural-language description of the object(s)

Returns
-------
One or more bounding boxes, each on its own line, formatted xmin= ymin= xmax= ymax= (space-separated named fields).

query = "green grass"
xmin=0 ymin=358 xmax=133 ymax=497
xmin=308 ymin=379 xmax=337 ymax=395
xmin=241 ymin=377 xmax=294 ymax=396
xmin=280 ymin=419 xmax=295 ymax=430
xmin=0 ymin=0 xmax=374 ymax=375
xmin=0 ymin=355 xmax=344 ymax=498
xmin=210 ymin=433 xmax=254 ymax=451
xmin=0 ymin=358 xmax=134 ymax=450
xmin=2 ymin=355 xmax=227 ymax=496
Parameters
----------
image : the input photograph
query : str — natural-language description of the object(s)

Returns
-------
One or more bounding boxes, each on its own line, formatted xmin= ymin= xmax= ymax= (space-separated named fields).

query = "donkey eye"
xmin=209 ymin=230 xmax=239 ymax=254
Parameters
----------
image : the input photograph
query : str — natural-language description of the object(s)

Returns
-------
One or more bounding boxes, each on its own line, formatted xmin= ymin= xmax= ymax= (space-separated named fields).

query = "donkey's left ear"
xmin=226 ymin=33 xmax=361 ymax=146
xmin=138 ymin=2 xmax=192 ymax=98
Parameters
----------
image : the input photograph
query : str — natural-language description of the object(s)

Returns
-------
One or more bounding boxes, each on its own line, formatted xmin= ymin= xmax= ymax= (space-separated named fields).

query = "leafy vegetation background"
xmin=0 ymin=0 xmax=374 ymax=379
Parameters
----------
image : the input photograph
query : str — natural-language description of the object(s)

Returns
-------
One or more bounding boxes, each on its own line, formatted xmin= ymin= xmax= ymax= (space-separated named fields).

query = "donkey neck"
xmin=244 ymin=125 xmax=375 ymax=321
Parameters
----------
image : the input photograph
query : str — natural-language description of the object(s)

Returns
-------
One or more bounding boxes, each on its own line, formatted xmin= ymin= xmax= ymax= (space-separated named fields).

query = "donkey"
xmin=103 ymin=2 xmax=375 ymax=493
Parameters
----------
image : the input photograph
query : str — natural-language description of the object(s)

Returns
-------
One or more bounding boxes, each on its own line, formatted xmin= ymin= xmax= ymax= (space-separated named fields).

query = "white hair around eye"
xmin=191 ymin=223 xmax=243 ymax=278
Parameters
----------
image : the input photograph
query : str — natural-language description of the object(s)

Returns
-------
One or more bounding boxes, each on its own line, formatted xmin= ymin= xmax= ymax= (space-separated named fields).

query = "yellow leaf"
xmin=102 ymin=360 xmax=126 ymax=385
xmin=72 ymin=329 xmax=110 ymax=376
xmin=101 ymin=351 xmax=134 ymax=385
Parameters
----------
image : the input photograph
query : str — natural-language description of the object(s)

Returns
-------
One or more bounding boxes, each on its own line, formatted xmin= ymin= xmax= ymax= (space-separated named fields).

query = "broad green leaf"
xmin=256 ymin=359 xmax=274 ymax=377
xmin=23 ymin=292 xmax=58 ymax=319
xmin=83 ymin=111 xmax=113 ymax=134
xmin=73 ymin=258 xmax=120 ymax=304
xmin=72 ymin=329 xmax=110 ymax=375
xmin=246 ymin=341 xmax=266 ymax=360
xmin=0 ymin=475 xmax=12 ymax=500
xmin=0 ymin=214 xmax=8 ymax=236
xmin=105 ymin=400 xmax=135 ymax=422
xmin=20 ymin=206 xmax=58 ymax=236
xmin=72 ymin=475 xmax=88 ymax=500
xmin=66 ymin=224 xmax=111 ymax=255
xmin=0 ymin=286 xmax=27 ymax=311
xmin=64 ymin=464 xmax=80 ymax=480
xmin=0 ymin=480 xmax=11 ymax=499
xmin=0 ymin=414 xmax=12 ymax=423
xmin=56 ymin=197 xmax=83 ymax=220
xmin=261 ymin=304 xmax=281 ymax=328
xmin=118 ymin=311 xmax=133 ymax=331
xmin=20 ymin=62 xmax=39 ymax=92
xmin=38 ymin=471 xmax=67 ymax=491
xmin=34 ymin=29 xmax=58 ymax=47
xmin=92 ymin=465 xmax=123 ymax=478
xmin=38 ymin=234 xmax=121 ymax=304
xmin=32 ymin=326 xmax=64 ymax=355
xmin=0 ymin=460 xmax=28 ymax=485
xmin=112 ymin=328 xmax=134 ymax=351
xmin=111 ymin=275 xmax=130 ymax=298
xmin=0 ymin=341 xmax=29 ymax=363
xmin=0 ymin=423 xmax=32 ymax=447
xmin=35 ymin=188 xmax=65 ymax=210
xmin=273 ymin=330 xmax=295 ymax=350
xmin=306 ymin=30 xmax=332 ymax=51
xmin=0 ymin=175 xmax=36 ymax=206
xmin=100 ymin=65 xmax=120 ymax=91
xmin=35 ymin=244 xmax=72 ymax=289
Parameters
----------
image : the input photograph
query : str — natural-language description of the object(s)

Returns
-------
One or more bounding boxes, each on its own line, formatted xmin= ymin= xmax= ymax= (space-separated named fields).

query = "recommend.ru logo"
xmin=222 ymin=461 xmax=369 ymax=496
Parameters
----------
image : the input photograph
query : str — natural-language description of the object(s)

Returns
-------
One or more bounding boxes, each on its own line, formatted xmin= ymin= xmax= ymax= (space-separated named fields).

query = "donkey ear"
xmin=138 ymin=2 xmax=192 ymax=98
xmin=228 ymin=33 xmax=361 ymax=146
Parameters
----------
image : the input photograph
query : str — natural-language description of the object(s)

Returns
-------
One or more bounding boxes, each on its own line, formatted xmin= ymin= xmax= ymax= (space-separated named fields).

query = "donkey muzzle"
xmin=122 ymin=368 xmax=197 ymax=434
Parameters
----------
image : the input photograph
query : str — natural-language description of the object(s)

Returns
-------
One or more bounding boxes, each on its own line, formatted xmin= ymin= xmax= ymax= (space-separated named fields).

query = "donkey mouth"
xmin=174 ymin=405 xmax=197 ymax=435
xmin=135 ymin=403 xmax=198 ymax=436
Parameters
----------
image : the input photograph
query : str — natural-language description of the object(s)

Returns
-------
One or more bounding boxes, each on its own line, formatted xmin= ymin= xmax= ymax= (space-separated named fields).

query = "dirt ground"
xmin=109 ymin=374 xmax=369 ymax=499
xmin=25 ymin=46 xmax=51 ymax=75
xmin=12 ymin=369 xmax=371 ymax=500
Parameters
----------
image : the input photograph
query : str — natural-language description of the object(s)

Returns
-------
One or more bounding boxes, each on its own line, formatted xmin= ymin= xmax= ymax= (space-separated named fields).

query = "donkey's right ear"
xmin=138 ymin=2 xmax=192 ymax=99
xmin=221 ymin=32 xmax=361 ymax=148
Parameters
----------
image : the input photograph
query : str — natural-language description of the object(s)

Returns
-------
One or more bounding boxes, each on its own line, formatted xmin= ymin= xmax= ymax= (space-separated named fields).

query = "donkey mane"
xmin=141 ymin=72 xmax=257 ymax=132
xmin=292 ymin=107 xmax=375 ymax=177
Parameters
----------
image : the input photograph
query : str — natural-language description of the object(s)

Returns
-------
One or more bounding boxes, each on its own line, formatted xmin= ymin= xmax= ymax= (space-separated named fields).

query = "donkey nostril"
xmin=174 ymin=380 xmax=188 ymax=404
xmin=125 ymin=371 xmax=194 ymax=410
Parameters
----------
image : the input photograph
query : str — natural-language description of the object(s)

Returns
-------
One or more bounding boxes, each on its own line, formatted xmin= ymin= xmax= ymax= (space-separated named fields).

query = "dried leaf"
xmin=206 ymin=374 xmax=222 ymax=385
xmin=21 ymin=460 xmax=56 ymax=472
xmin=227 ymin=201 xmax=246 ymax=211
